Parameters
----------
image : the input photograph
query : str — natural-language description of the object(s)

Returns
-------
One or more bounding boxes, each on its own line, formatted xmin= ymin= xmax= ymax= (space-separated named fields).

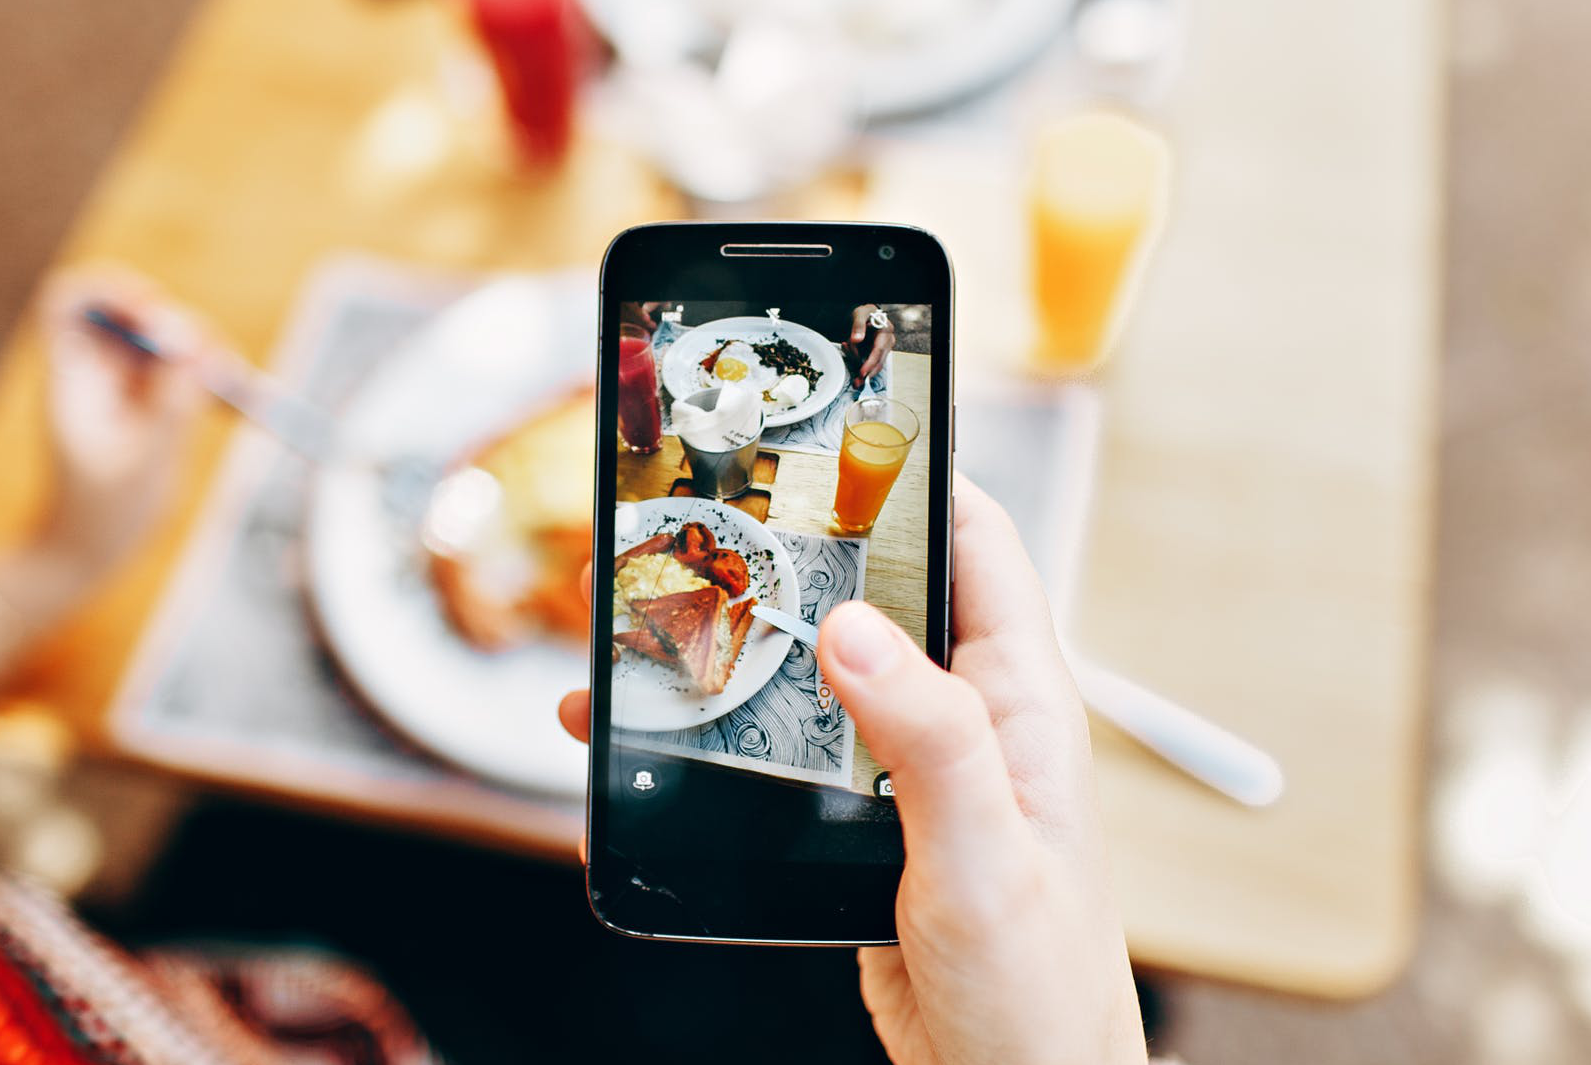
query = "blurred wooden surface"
xmin=0 ymin=0 xmax=1436 ymax=1002
xmin=617 ymin=351 xmax=930 ymax=643
xmin=1083 ymin=0 xmax=1437 ymax=1000
xmin=864 ymin=1 xmax=1440 ymax=999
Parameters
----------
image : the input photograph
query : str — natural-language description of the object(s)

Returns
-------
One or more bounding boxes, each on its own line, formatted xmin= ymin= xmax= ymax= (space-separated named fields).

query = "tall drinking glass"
xmin=1029 ymin=111 xmax=1171 ymax=375
xmin=832 ymin=398 xmax=919 ymax=534
xmin=467 ymin=0 xmax=589 ymax=168
xmin=616 ymin=323 xmax=662 ymax=453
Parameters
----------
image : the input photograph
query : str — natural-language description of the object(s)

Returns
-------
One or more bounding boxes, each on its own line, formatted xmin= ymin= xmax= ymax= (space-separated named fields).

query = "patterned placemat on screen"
xmin=620 ymin=527 xmax=867 ymax=788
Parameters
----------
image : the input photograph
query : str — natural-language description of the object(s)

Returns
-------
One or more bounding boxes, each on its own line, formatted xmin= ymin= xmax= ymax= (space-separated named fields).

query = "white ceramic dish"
xmin=612 ymin=496 xmax=798 ymax=733
xmin=660 ymin=316 xmax=846 ymax=428
xmin=306 ymin=273 xmax=594 ymax=797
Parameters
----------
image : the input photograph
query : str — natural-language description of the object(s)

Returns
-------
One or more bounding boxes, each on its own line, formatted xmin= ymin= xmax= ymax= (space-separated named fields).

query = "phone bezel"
xmin=588 ymin=221 xmax=954 ymax=945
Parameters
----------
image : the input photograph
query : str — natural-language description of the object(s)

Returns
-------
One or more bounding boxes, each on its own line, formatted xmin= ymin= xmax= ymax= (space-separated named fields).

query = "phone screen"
xmin=590 ymin=224 xmax=952 ymax=943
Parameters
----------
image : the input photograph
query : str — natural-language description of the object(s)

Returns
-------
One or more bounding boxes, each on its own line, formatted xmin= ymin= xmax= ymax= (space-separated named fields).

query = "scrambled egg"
xmin=612 ymin=551 xmax=708 ymax=617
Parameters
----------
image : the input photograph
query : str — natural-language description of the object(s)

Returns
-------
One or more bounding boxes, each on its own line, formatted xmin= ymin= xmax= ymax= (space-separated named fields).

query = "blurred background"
xmin=1 ymin=0 xmax=1589 ymax=1061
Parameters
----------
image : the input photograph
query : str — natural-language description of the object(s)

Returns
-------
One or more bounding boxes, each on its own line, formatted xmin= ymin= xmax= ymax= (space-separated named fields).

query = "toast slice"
xmin=428 ymin=384 xmax=595 ymax=650
xmin=632 ymin=586 xmax=726 ymax=694
xmin=621 ymin=590 xmax=759 ymax=695
xmin=711 ymin=597 xmax=757 ymax=693
xmin=613 ymin=625 xmax=676 ymax=667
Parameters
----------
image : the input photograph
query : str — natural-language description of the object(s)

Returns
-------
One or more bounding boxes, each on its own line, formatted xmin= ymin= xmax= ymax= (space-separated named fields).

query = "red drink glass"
xmin=467 ymin=0 xmax=588 ymax=168
xmin=617 ymin=324 xmax=663 ymax=454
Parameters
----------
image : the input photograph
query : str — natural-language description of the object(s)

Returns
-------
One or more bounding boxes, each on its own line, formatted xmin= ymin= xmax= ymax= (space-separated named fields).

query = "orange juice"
xmin=833 ymin=420 xmax=912 ymax=533
xmin=1030 ymin=112 xmax=1171 ymax=374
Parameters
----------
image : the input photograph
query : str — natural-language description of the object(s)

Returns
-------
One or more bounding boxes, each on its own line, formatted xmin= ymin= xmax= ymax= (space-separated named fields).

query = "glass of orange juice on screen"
xmin=833 ymin=398 xmax=919 ymax=535
xmin=1029 ymin=110 xmax=1171 ymax=375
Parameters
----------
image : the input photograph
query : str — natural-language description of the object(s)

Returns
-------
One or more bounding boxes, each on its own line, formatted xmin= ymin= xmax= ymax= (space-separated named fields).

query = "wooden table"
xmin=0 ymin=0 xmax=1437 ymax=1000
xmin=861 ymin=0 xmax=1439 ymax=998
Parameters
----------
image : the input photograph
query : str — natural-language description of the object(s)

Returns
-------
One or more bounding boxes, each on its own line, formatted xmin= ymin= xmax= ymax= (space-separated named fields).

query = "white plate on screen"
xmin=660 ymin=316 xmax=846 ymax=428
xmin=305 ymin=272 xmax=594 ymax=797
xmin=612 ymin=496 xmax=798 ymax=733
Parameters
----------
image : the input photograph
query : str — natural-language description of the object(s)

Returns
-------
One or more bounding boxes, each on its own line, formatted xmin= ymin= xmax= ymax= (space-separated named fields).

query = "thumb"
xmin=818 ymin=601 xmax=1027 ymax=877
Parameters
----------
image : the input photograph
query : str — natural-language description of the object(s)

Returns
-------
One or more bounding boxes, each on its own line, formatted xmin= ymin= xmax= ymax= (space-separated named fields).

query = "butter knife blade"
xmin=751 ymin=604 xmax=819 ymax=647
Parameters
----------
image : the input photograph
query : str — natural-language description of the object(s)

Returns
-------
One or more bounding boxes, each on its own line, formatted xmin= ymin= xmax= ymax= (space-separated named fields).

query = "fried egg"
xmin=714 ymin=355 xmax=750 ymax=381
xmin=698 ymin=338 xmax=778 ymax=395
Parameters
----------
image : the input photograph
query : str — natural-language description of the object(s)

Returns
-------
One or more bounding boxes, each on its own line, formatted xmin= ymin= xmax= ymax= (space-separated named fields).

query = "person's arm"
xmin=843 ymin=304 xmax=894 ymax=386
xmin=0 ymin=545 xmax=94 ymax=678
xmin=0 ymin=267 xmax=208 ymax=685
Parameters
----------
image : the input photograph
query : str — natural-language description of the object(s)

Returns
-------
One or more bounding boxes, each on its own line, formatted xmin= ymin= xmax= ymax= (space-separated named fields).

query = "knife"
xmin=751 ymin=605 xmax=819 ymax=647
xmin=1066 ymin=650 xmax=1287 ymax=808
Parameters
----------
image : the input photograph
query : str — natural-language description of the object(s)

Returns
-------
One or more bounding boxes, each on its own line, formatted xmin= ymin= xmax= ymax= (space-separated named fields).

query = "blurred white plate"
xmin=660 ymin=316 xmax=845 ymax=428
xmin=612 ymin=496 xmax=798 ymax=733
xmin=306 ymin=272 xmax=595 ymax=797
xmin=579 ymin=0 xmax=1073 ymax=121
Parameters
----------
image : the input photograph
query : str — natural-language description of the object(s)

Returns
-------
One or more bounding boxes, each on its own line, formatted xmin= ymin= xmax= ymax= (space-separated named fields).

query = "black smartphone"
xmin=589 ymin=221 xmax=954 ymax=944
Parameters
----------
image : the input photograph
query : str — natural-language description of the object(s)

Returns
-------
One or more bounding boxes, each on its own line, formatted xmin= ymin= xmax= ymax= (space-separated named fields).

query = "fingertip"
xmin=819 ymin=600 xmax=909 ymax=681
xmin=558 ymin=689 xmax=592 ymax=744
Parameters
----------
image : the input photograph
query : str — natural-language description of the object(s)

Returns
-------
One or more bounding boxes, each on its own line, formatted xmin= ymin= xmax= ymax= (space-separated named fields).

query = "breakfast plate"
xmin=612 ymin=496 xmax=799 ymax=733
xmin=305 ymin=272 xmax=594 ymax=797
xmin=660 ymin=316 xmax=846 ymax=428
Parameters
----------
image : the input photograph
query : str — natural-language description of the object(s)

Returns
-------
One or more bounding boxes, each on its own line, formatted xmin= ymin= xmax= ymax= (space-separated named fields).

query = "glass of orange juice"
xmin=1029 ymin=110 xmax=1171 ymax=375
xmin=832 ymin=398 xmax=919 ymax=534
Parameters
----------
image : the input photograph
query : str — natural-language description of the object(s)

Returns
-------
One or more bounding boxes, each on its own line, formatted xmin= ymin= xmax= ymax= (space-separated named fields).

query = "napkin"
xmin=671 ymin=383 xmax=760 ymax=448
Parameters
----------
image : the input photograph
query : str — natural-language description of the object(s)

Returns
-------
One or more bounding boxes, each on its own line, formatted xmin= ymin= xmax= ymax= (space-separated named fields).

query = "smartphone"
xmin=589 ymin=221 xmax=954 ymax=944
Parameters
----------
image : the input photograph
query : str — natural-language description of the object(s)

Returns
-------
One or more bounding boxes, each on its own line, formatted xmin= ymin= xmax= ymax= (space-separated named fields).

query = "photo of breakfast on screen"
xmin=610 ymin=299 xmax=932 ymax=794
xmin=612 ymin=521 xmax=755 ymax=696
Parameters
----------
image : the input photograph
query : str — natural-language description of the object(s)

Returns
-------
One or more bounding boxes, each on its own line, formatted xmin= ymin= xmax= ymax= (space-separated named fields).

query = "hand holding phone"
xmin=562 ymin=474 xmax=1146 ymax=1064
xmin=824 ymin=476 xmax=1146 ymax=1065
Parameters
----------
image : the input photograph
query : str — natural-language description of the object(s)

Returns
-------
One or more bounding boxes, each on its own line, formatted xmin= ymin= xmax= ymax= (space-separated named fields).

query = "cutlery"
xmin=751 ymin=604 xmax=820 ymax=647
xmin=1065 ymin=649 xmax=1286 ymax=807
xmin=86 ymin=306 xmax=342 ymax=463
xmin=84 ymin=306 xmax=451 ymax=524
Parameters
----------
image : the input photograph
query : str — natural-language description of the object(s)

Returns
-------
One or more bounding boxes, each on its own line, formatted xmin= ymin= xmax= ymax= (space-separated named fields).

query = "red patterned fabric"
xmin=0 ymin=877 xmax=435 ymax=1065
xmin=0 ymin=947 xmax=102 ymax=1065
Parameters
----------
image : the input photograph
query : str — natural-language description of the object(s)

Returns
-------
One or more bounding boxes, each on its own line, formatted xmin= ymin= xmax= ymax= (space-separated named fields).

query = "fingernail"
xmin=828 ymin=603 xmax=901 ymax=677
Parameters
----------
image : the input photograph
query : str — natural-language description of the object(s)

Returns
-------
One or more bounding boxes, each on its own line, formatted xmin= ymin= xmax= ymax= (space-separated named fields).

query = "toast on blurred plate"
xmin=428 ymin=384 xmax=595 ymax=651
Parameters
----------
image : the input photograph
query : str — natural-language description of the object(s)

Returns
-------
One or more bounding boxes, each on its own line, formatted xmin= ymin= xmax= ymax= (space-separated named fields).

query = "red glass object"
xmin=617 ymin=326 xmax=663 ymax=453
xmin=468 ymin=0 xmax=589 ymax=167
